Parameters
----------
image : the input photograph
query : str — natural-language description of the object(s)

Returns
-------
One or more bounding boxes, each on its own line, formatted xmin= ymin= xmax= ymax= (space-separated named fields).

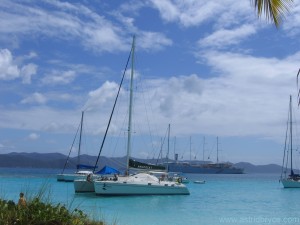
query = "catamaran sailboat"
xmin=94 ymin=36 xmax=190 ymax=196
xmin=280 ymin=95 xmax=300 ymax=188
xmin=57 ymin=111 xmax=96 ymax=182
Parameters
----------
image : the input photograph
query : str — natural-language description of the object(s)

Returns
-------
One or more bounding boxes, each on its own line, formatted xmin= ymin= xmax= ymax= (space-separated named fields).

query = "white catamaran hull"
xmin=57 ymin=174 xmax=65 ymax=181
xmin=74 ymin=179 xmax=95 ymax=192
xmin=94 ymin=173 xmax=189 ymax=196
xmin=281 ymin=179 xmax=300 ymax=188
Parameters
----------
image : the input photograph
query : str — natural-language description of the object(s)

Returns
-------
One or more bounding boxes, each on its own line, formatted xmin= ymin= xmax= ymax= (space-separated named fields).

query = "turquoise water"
xmin=1 ymin=168 xmax=300 ymax=225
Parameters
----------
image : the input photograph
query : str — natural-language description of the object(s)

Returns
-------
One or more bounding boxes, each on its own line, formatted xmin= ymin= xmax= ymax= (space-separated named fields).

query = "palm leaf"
xmin=253 ymin=0 xmax=293 ymax=27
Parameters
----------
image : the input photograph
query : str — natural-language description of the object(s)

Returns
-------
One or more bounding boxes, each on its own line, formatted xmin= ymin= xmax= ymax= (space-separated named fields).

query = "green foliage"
xmin=252 ymin=0 xmax=293 ymax=28
xmin=0 ymin=197 xmax=106 ymax=225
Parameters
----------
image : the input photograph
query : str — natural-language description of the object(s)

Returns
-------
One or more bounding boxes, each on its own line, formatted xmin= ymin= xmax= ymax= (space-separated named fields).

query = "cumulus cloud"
xmin=0 ymin=49 xmax=19 ymax=80
xmin=83 ymin=81 xmax=120 ymax=111
xmin=198 ymin=24 xmax=256 ymax=49
xmin=139 ymin=32 xmax=173 ymax=51
xmin=150 ymin=0 xmax=179 ymax=23
xmin=0 ymin=1 xmax=125 ymax=52
xmin=0 ymin=49 xmax=297 ymax=145
xmin=0 ymin=48 xmax=37 ymax=83
xmin=43 ymin=121 xmax=77 ymax=132
xmin=191 ymin=50 xmax=298 ymax=137
xmin=282 ymin=1 xmax=300 ymax=36
xmin=150 ymin=0 xmax=253 ymax=28
xmin=0 ymin=106 xmax=79 ymax=133
xmin=0 ymin=1 xmax=172 ymax=53
xmin=42 ymin=70 xmax=76 ymax=85
xmin=1 ymin=0 xmax=299 ymax=164
xmin=21 ymin=92 xmax=47 ymax=105
xmin=21 ymin=63 xmax=37 ymax=84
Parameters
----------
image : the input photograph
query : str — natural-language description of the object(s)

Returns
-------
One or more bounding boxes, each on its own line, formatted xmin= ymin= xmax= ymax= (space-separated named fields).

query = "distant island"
xmin=0 ymin=152 xmax=286 ymax=174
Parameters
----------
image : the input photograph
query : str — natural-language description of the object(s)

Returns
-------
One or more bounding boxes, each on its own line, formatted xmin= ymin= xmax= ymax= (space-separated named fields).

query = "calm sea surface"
xmin=0 ymin=168 xmax=300 ymax=225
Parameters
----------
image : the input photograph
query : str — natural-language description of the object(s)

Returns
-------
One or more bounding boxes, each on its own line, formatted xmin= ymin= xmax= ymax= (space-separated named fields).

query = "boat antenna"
xmin=77 ymin=111 xmax=84 ymax=172
xmin=92 ymin=38 xmax=133 ymax=173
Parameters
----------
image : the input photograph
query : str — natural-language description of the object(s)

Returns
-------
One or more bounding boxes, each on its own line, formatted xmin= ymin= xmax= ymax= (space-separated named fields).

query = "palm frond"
xmin=253 ymin=0 xmax=293 ymax=28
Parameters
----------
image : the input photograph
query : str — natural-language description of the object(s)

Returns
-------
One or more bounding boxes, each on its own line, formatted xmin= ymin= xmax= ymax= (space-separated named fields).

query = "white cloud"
xmin=139 ymin=32 xmax=173 ymax=51
xmin=0 ymin=46 xmax=297 ymax=150
xmin=192 ymin=50 xmax=299 ymax=138
xmin=28 ymin=132 xmax=40 ymax=140
xmin=0 ymin=106 xmax=79 ymax=133
xmin=0 ymin=49 xmax=20 ymax=80
xmin=198 ymin=24 xmax=256 ymax=49
xmin=0 ymin=0 xmax=299 ymax=164
xmin=21 ymin=63 xmax=37 ymax=84
xmin=21 ymin=92 xmax=47 ymax=105
xmin=0 ymin=48 xmax=38 ymax=83
xmin=84 ymin=81 xmax=120 ymax=112
xmin=0 ymin=1 xmax=172 ymax=53
xmin=42 ymin=70 xmax=76 ymax=85
xmin=282 ymin=1 xmax=300 ymax=36
xmin=150 ymin=0 xmax=253 ymax=28
xmin=0 ymin=1 xmax=125 ymax=53
xmin=0 ymin=142 xmax=14 ymax=150
xmin=150 ymin=0 xmax=179 ymax=23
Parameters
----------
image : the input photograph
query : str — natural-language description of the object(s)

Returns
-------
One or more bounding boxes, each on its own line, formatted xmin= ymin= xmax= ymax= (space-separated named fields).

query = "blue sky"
xmin=1 ymin=0 xmax=300 ymax=165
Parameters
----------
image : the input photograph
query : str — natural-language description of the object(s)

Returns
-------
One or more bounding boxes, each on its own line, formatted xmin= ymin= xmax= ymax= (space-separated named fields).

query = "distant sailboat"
xmin=57 ymin=111 xmax=96 ymax=182
xmin=280 ymin=95 xmax=300 ymax=188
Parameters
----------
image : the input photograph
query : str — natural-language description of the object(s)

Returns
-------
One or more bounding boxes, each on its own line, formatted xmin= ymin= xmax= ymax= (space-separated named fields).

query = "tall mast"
xmin=290 ymin=95 xmax=293 ymax=175
xmin=173 ymin=136 xmax=177 ymax=161
xmin=77 ymin=111 xmax=84 ymax=171
xmin=92 ymin=42 xmax=132 ymax=173
xmin=216 ymin=136 xmax=219 ymax=163
xmin=126 ymin=35 xmax=135 ymax=174
xmin=190 ymin=136 xmax=192 ymax=161
xmin=202 ymin=136 xmax=205 ymax=161
xmin=166 ymin=124 xmax=170 ymax=171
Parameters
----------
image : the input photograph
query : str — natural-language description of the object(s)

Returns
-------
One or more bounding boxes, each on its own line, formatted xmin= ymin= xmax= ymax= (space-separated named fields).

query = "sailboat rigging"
xmin=57 ymin=111 xmax=96 ymax=182
xmin=168 ymin=136 xmax=244 ymax=174
xmin=93 ymin=36 xmax=190 ymax=195
xmin=280 ymin=95 xmax=300 ymax=188
xmin=73 ymin=37 xmax=133 ymax=193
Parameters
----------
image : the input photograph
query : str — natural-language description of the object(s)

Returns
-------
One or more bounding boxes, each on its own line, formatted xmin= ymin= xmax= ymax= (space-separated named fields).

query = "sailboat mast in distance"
xmin=280 ymin=95 xmax=300 ymax=188
xmin=217 ymin=136 xmax=219 ymax=163
xmin=289 ymin=95 xmax=293 ymax=174
xmin=190 ymin=136 xmax=192 ymax=161
xmin=202 ymin=136 xmax=205 ymax=161
xmin=77 ymin=111 xmax=84 ymax=172
xmin=167 ymin=135 xmax=244 ymax=174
